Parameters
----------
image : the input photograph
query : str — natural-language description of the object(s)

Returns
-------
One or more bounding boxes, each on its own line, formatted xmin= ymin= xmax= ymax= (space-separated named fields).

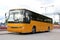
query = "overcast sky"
xmin=0 ymin=0 xmax=60 ymax=23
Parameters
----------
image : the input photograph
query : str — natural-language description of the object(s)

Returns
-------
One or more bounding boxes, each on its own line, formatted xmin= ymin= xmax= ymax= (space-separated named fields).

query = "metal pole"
xmin=58 ymin=14 xmax=60 ymax=25
xmin=58 ymin=13 xmax=60 ymax=28
xmin=45 ymin=7 xmax=46 ymax=14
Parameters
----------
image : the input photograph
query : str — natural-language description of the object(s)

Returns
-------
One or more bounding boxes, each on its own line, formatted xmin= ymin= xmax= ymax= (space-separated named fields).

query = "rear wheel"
xmin=48 ymin=27 xmax=50 ymax=32
xmin=32 ymin=27 xmax=36 ymax=34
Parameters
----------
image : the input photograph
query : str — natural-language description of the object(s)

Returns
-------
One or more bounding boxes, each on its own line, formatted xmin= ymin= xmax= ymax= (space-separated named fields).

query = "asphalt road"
xmin=0 ymin=29 xmax=60 ymax=40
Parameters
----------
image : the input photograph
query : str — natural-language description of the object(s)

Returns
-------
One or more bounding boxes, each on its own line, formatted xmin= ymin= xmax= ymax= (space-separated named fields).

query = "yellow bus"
xmin=6 ymin=9 xmax=53 ymax=33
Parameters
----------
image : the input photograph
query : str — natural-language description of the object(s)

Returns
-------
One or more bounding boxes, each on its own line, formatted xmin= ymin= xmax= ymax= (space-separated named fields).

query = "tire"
xmin=48 ymin=27 xmax=50 ymax=32
xmin=32 ymin=28 xmax=36 ymax=34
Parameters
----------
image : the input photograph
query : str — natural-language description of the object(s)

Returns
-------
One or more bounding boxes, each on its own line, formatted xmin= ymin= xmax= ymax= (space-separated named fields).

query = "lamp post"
xmin=57 ymin=13 xmax=60 ymax=25
xmin=40 ymin=5 xmax=54 ymax=14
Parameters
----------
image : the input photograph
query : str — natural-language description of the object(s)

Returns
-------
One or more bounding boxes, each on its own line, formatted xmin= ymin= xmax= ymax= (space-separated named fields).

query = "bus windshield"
xmin=8 ymin=9 xmax=25 ymax=23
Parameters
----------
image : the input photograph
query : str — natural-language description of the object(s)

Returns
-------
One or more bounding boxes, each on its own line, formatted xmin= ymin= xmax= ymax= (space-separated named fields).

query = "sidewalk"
xmin=0 ymin=29 xmax=7 ymax=31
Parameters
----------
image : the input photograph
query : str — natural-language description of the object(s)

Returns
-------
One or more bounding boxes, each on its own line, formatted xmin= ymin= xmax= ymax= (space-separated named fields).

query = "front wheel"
xmin=32 ymin=28 xmax=36 ymax=34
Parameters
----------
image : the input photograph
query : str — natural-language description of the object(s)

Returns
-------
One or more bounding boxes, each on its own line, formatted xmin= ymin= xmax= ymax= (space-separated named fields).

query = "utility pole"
xmin=57 ymin=13 xmax=60 ymax=28
xmin=58 ymin=13 xmax=60 ymax=24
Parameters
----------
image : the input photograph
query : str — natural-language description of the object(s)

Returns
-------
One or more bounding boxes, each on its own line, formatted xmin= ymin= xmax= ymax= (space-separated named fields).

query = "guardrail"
xmin=0 ymin=26 xmax=7 ymax=31
xmin=54 ymin=25 xmax=60 ymax=29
